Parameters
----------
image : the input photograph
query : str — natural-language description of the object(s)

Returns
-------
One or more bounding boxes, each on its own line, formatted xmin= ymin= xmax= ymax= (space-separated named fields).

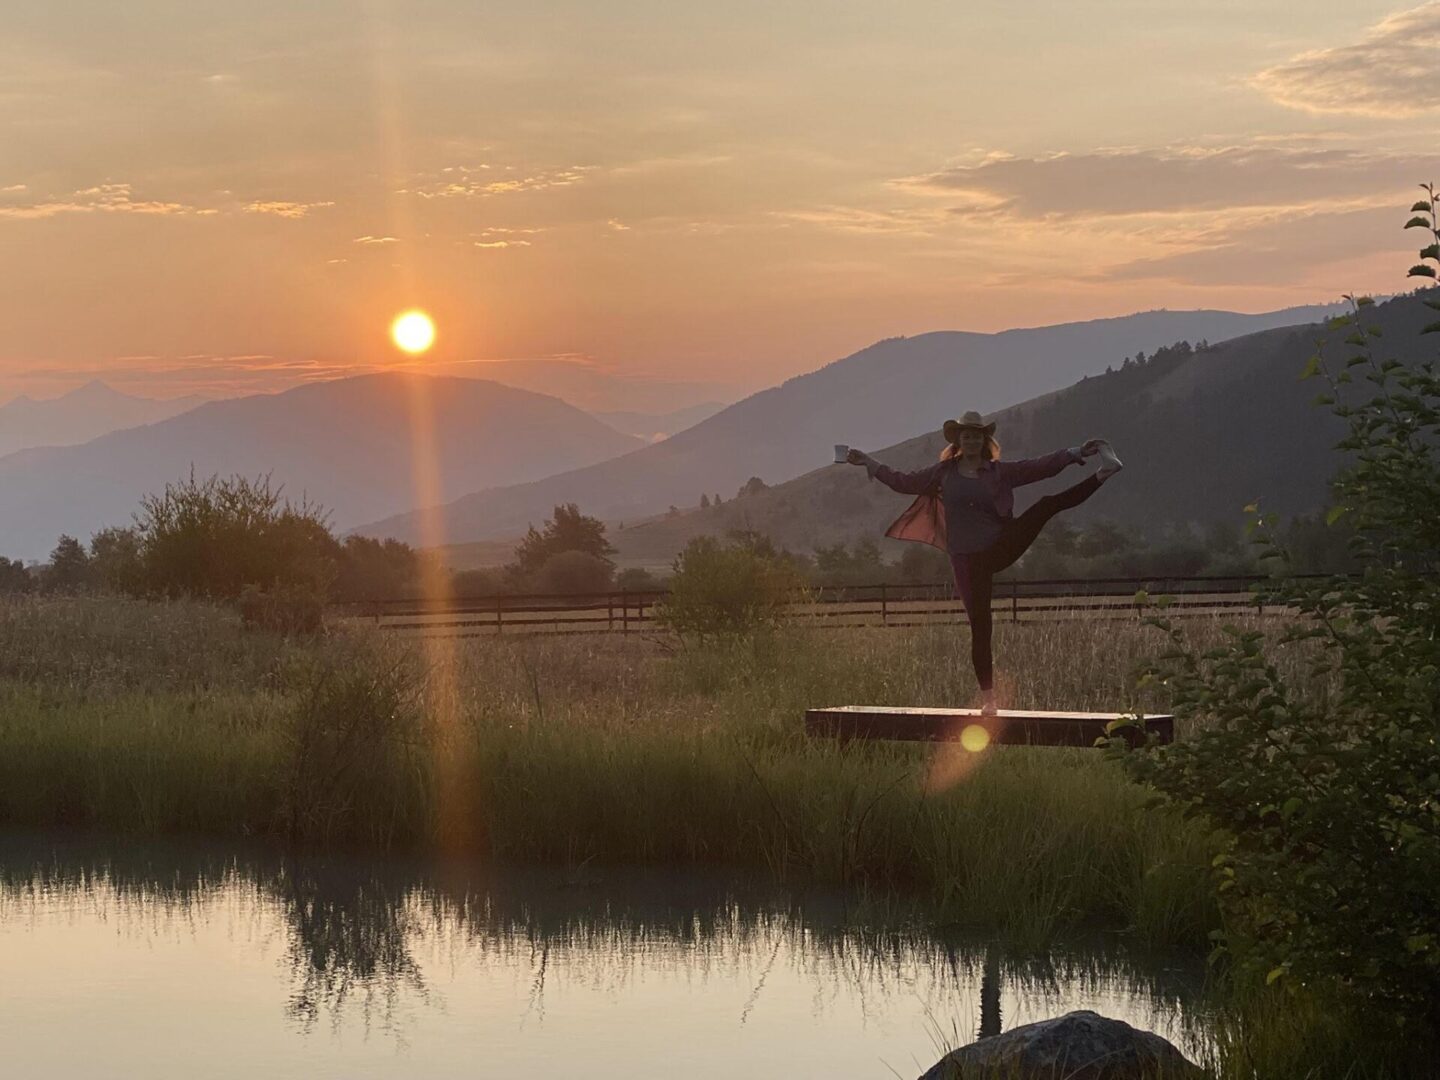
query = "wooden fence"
xmin=328 ymin=573 xmax=1318 ymax=639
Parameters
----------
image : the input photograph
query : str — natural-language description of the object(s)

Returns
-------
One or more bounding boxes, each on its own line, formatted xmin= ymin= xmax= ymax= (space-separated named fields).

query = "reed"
xmin=0 ymin=594 xmax=1245 ymax=949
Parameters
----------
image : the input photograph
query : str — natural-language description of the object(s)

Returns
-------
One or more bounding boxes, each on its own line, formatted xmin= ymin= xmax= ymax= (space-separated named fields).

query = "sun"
xmin=391 ymin=310 xmax=436 ymax=355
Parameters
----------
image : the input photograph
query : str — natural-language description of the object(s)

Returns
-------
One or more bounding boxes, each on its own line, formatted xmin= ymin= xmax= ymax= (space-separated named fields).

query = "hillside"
xmin=0 ymin=374 xmax=642 ymax=561
xmin=0 ymin=381 xmax=205 ymax=457
xmin=356 ymin=303 xmax=1344 ymax=546
xmin=610 ymin=294 xmax=1436 ymax=564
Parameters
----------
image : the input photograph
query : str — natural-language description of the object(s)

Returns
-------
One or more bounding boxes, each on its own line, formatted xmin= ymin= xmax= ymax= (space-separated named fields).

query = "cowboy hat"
xmin=942 ymin=411 xmax=996 ymax=444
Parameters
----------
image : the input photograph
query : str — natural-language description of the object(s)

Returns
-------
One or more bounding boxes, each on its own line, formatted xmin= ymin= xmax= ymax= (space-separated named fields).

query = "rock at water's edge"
xmin=918 ymin=1009 xmax=1206 ymax=1079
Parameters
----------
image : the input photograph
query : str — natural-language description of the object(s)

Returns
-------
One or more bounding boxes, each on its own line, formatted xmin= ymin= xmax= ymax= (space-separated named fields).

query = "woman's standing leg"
xmin=950 ymin=551 xmax=997 ymax=693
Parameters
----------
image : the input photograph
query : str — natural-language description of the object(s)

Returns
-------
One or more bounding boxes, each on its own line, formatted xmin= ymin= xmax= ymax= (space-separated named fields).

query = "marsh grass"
xmin=0 ymin=594 xmax=1317 ymax=951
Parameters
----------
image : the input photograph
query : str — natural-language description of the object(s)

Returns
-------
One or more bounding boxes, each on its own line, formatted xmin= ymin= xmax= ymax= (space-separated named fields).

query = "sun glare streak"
xmin=362 ymin=0 xmax=471 ymax=854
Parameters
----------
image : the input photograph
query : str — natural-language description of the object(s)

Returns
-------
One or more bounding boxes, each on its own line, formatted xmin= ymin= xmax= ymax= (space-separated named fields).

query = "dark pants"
xmin=949 ymin=474 xmax=1102 ymax=691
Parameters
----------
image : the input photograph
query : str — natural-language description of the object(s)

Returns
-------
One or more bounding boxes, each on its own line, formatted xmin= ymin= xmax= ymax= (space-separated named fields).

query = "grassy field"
xmin=0 ymin=593 xmax=1422 ymax=1076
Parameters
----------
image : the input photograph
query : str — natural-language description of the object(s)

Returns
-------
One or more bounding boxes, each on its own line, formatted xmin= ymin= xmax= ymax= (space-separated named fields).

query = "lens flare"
xmin=960 ymin=723 xmax=992 ymax=753
xmin=391 ymin=310 xmax=436 ymax=354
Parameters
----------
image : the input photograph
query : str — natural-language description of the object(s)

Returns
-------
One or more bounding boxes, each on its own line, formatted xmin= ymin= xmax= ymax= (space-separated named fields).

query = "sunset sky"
xmin=4 ymin=0 xmax=1439 ymax=403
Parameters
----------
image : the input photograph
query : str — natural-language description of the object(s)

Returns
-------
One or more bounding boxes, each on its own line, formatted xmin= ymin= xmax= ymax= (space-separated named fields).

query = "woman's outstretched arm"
xmin=995 ymin=445 xmax=1089 ymax=488
xmin=847 ymin=450 xmax=947 ymax=495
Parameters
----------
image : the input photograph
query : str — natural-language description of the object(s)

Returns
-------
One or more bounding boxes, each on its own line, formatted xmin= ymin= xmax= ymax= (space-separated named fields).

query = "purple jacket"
xmin=869 ymin=448 xmax=1083 ymax=552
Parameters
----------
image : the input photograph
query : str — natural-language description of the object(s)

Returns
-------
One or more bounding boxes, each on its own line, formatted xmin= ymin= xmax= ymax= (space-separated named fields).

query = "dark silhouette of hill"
xmin=0 ymin=381 xmax=205 ymax=457
xmin=356 ymin=303 xmax=1345 ymax=546
xmin=0 ymin=374 xmax=642 ymax=560
xmin=611 ymin=293 xmax=1435 ymax=563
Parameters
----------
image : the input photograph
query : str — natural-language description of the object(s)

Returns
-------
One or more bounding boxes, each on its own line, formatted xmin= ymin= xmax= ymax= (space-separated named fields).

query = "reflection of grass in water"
xmin=4 ymin=837 xmax=1424 ymax=1078
xmin=0 ymin=836 xmax=1204 ymax=1054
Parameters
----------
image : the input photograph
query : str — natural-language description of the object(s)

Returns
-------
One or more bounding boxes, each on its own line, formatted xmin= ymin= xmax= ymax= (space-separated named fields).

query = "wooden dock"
xmin=804 ymin=706 xmax=1174 ymax=748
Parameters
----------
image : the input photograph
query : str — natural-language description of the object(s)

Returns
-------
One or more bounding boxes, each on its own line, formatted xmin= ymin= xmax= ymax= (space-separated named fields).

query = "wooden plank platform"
xmin=804 ymin=706 xmax=1174 ymax=748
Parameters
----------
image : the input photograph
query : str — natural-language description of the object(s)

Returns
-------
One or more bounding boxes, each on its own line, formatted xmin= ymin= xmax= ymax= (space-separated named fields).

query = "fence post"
xmin=880 ymin=583 xmax=888 ymax=627
xmin=608 ymin=595 xmax=614 ymax=632
xmin=496 ymin=596 xmax=503 ymax=635
xmin=622 ymin=591 xmax=629 ymax=635
xmin=1011 ymin=580 xmax=1019 ymax=622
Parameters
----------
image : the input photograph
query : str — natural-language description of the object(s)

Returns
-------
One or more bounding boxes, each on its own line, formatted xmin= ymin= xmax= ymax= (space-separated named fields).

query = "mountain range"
xmin=0 ymin=375 xmax=641 ymax=560
xmin=608 ymin=293 xmax=1436 ymax=566
xmin=356 ymin=303 xmax=1347 ymax=547
xmin=0 ymin=381 xmax=205 ymax=458
xmin=592 ymin=402 xmax=728 ymax=442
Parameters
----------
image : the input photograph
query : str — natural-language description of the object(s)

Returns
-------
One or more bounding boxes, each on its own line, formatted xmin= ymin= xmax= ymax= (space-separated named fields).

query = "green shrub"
xmin=657 ymin=534 xmax=805 ymax=640
xmin=1114 ymin=191 xmax=1440 ymax=1034
xmin=135 ymin=471 xmax=339 ymax=600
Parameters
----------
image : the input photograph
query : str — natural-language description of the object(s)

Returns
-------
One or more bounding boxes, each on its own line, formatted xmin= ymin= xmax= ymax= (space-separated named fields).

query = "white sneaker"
xmin=979 ymin=691 xmax=998 ymax=716
xmin=1095 ymin=440 xmax=1124 ymax=481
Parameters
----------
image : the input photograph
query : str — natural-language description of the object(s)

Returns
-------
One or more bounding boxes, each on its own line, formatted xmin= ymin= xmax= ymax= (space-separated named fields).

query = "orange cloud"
xmin=894 ymin=145 xmax=1440 ymax=219
xmin=404 ymin=165 xmax=594 ymax=199
xmin=243 ymin=200 xmax=335 ymax=218
xmin=0 ymin=183 xmax=194 ymax=219
xmin=1252 ymin=1 xmax=1440 ymax=116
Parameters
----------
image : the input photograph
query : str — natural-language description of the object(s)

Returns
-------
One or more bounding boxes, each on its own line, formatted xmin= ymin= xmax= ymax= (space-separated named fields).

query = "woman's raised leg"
xmin=987 ymin=473 xmax=1103 ymax=574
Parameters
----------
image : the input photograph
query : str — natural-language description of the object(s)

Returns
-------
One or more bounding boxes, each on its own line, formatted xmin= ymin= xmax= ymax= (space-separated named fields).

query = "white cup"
xmin=834 ymin=443 xmax=849 ymax=464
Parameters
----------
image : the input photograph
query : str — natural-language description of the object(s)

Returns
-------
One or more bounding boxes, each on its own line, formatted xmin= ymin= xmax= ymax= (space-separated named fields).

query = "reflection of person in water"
xmin=847 ymin=411 xmax=1124 ymax=713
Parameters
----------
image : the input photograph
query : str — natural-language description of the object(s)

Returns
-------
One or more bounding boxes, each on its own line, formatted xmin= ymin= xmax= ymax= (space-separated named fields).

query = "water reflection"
xmin=0 ymin=831 xmax=1212 ymax=1078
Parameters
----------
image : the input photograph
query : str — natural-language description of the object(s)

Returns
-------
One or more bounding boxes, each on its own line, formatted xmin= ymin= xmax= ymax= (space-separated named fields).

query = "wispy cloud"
xmin=0 ymin=182 xmax=195 ymax=219
xmin=473 ymin=239 xmax=530 ymax=248
xmin=1252 ymin=1 xmax=1440 ymax=116
xmin=403 ymin=165 xmax=595 ymax=199
xmin=353 ymin=235 xmax=399 ymax=244
xmin=893 ymin=145 xmax=1440 ymax=219
xmin=243 ymin=200 xmax=335 ymax=218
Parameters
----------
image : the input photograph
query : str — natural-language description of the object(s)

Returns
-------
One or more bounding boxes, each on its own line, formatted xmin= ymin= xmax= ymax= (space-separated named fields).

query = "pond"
xmin=0 ymin=831 xmax=1212 ymax=1078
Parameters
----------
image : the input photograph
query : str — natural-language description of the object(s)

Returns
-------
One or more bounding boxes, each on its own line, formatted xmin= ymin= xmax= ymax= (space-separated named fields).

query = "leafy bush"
xmin=135 ymin=471 xmax=339 ymax=599
xmin=657 ymin=534 xmax=805 ymax=640
xmin=1114 ymin=191 xmax=1440 ymax=1033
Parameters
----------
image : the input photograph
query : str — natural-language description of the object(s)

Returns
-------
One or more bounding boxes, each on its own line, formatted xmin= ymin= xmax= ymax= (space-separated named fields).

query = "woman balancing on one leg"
xmin=846 ymin=410 xmax=1123 ymax=715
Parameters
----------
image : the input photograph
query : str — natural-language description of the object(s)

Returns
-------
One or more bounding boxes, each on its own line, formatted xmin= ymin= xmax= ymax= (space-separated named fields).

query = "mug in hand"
xmin=833 ymin=444 xmax=849 ymax=464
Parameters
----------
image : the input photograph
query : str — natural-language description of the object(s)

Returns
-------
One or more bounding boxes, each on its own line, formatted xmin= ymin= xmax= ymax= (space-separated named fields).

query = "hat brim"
xmin=943 ymin=418 xmax=996 ymax=443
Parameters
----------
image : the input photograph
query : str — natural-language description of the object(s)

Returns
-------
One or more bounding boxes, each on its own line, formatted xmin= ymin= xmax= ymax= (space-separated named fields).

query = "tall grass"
xmin=0 ymin=595 xmax=1231 ymax=950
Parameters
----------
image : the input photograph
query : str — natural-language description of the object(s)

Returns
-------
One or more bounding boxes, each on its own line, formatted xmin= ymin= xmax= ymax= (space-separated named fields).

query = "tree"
xmin=512 ymin=503 xmax=615 ymax=578
xmin=44 ymin=534 xmax=92 ymax=593
xmin=333 ymin=536 xmax=418 ymax=602
xmin=737 ymin=476 xmax=768 ymax=498
xmin=89 ymin=526 xmax=144 ymax=595
xmin=1114 ymin=193 xmax=1440 ymax=1030
xmin=0 ymin=556 xmax=33 ymax=594
xmin=699 ymin=494 xmax=711 ymax=509
xmin=528 ymin=550 xmax=615 ymax=594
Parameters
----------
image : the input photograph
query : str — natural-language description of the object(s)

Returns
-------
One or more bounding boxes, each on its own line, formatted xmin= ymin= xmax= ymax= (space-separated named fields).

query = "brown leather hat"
xmin=943 ymin=410 xmax=996 ymax=444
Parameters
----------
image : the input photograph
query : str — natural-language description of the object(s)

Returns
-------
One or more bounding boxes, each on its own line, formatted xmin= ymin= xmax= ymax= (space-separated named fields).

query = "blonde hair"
xmin=941 ymin=434 xmax=1001 ymax=462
